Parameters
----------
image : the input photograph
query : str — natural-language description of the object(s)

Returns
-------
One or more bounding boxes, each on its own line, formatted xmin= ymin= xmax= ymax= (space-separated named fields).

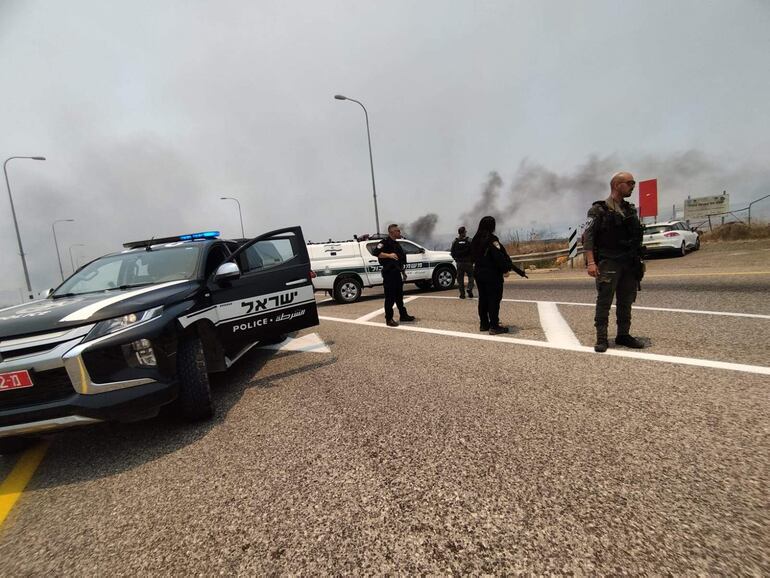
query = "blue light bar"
xmin=179 ymin=231 xmax=220 ymax=241
xmin=123 ymin=230 xmax=221 ymax=249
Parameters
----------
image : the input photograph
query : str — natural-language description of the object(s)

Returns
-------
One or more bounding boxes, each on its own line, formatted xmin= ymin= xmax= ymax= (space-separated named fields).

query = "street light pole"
xmin=3 ymin=156 xmax=46 ymax=299
xmin=69 ymin=244 xmax=85 ymax=274
xmin=219 ymin=196 xmax=245 ymax=238
xmin=52 ymin=219 xmax=75 ymax=282
xmin=334 ymin=94 xmax=381 ymax=236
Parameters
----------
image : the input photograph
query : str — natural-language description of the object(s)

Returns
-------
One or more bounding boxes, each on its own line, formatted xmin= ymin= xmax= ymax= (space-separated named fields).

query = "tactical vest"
xmin=592 ymin=201 xmax=643 ymax=254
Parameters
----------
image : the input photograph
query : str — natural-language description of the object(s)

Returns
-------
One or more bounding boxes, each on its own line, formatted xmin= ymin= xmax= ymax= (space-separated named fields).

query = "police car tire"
xmin=177 ymin=336 xmax=214 ymax=421
xmin=333 ymin=277 xmax=362 ymax=303
xmin=694 ymin=238 xmax=701 ymax=250
xmin=415 ymin=280 xmax=433 ymax=290
xmin=678 ymin=242 xmax=686 ymax=257
xmin=0 ymin=436 xmax=37 ymax=455
xmin=432 ymin=266 xmax=456 ymax=290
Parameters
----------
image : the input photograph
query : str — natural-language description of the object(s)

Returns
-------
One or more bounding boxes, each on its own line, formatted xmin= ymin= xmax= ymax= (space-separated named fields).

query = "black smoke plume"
xmin=405 ymin=213 xmax=439 ymax=245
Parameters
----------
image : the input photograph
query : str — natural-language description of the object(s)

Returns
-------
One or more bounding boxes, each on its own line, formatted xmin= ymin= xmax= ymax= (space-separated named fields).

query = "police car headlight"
xmin=86 ymin=306 xmax=164 ymax=341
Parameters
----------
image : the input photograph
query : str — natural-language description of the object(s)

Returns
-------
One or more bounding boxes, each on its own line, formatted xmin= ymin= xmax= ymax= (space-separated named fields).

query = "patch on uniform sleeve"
xmin=493 ymin=241 xmax=501 ymax=249
xmin=376 ymin=243 xmax=383 ymax=249
xmin=585 ymin=217 xmax=595 ymax=228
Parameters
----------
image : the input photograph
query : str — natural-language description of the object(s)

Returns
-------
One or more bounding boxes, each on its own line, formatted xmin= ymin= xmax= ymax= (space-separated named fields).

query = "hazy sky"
xmin=1 ymin=0 xmax=769 ymax=297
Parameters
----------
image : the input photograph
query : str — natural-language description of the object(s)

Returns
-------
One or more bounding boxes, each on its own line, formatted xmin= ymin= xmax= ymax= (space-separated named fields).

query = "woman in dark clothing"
xmin=471 ymin=216 xmax=513 ymax=334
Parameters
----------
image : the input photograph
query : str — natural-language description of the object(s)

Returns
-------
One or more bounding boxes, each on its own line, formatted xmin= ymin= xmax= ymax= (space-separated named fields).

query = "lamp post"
xmin=52 ymin=219 xmax=75 ymax=282
xmin=334 ymin=94 xmax=381 ymax=235
xmin=3 ymin=156 xmax=46 ymax=300
xmin=219 ymin=196 xmax=245 ymax=238
xmin=69 ymin=244 xmax=85 ymax=274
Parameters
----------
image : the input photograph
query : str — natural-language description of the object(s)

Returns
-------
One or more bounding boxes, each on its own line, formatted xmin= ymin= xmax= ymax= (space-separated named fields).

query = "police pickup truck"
xmin=309 ymin=237 xmax=456 ymax=303
xmin=0 ymin=228 xmax=318 ymax=453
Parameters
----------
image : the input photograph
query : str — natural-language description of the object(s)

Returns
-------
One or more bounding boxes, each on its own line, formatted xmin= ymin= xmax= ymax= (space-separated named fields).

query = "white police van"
xmin=309 ymin=237 xmax=456 ymax=303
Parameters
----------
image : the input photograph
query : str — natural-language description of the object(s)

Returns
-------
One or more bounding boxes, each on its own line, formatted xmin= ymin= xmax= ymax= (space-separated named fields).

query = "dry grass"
xmin=505 ymin=239 xmax=566 ymax=255
xmin=504 ymin=239 xmax=567 ymax=268
xmin=700 ymin=222 xmax=770 ymax=242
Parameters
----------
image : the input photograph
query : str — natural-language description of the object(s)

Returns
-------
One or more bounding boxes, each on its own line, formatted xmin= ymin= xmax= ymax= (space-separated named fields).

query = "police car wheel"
xmin=177 ymin=336 xmax=214 ymax=421
xmin=678 ymin=242 xmax=686 ymax=257
xmin=694 ymin=238 xmax=701 ymax=250
xmin=432 ymin=266 xmax=456 ymax=290
xmin=0 ymin=436 xmax=37 ymax=455
xmin=333 ymin=277 xmax=362 ymax=303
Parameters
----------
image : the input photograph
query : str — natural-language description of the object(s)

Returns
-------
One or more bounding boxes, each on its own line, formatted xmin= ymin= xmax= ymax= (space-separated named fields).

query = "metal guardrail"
xmin=509 ymin=246 xmax=584 ymax=263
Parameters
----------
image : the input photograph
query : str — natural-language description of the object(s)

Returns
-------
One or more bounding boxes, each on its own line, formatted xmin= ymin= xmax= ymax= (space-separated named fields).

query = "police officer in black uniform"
xmin=583 ymin=171 xmax=646 ymax=352
xmin=471 ymin=216 xmax=516 ymax=334
xmin=450 ymin=226 xmax=474 ymax=299
xmin=371 ymin=223 xmax=416 ymax=327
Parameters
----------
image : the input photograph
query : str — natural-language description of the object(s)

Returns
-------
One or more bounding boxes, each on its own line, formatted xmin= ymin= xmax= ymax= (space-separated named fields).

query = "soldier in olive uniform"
xmin=583 ymin=172 xmax=646 ymax=352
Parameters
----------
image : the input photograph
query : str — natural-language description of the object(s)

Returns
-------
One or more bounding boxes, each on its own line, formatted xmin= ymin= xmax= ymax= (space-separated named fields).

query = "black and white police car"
xmin=0 ymin=228 xmax=318 ymax=453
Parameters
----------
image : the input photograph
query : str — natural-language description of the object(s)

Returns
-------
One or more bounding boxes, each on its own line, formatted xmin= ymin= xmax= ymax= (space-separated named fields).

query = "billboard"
xmin=684 ymin=194 xmax=730 ymax=219
xmin=638 ymin=179 xmax=658 ymax=218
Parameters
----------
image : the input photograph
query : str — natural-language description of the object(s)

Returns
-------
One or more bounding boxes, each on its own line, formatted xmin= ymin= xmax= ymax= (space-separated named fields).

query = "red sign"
xmin=638 ymin=179 xmax=658 ymax=218
xmin=0 ymin=370 xmax=33 ymax=391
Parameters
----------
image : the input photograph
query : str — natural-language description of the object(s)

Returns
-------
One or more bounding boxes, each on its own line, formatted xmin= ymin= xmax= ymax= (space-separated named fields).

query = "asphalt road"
xmin=1 ymin=239 xmax=768 ymax=574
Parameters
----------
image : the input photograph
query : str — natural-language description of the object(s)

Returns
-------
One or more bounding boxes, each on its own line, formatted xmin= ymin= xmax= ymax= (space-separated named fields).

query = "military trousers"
xmin=383 ymin=271 xmax=407 ymax=320
xmin=456 ymin=262 xmax=474 ymax=295
xmin=594 ymin=258 xmax=638 ymax=339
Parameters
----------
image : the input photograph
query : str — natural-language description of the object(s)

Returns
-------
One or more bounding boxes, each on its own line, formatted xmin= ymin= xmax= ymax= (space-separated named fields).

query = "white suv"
xmin=642 ymin=220 xmax=701 ymax=256
xmin=309 ymin=238 xmax=456 ymax=303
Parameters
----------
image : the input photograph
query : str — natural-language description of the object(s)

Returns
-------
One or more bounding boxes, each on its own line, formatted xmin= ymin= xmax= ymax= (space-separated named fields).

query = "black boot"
xmin=400 ymin=314 xmax=416 ymax=322
xmin=467 ymin=289 xmax=474 ymax=298
xmin=489 ymin=325 xmax=509 ymax=335
xmin=595 ymin=327 xmax=608 ymax=352
xmin=615 ymin=334 xmax=644 ymax=349
xmin=594 ymin=339 xmax=608 ymax=353
xmin=386 ymin=319 xmax=399 ymax=327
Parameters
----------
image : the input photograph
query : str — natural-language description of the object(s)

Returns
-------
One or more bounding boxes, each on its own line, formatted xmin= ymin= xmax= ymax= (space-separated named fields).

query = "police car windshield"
xmin=53 ymin=245 xmax=202 ymax=297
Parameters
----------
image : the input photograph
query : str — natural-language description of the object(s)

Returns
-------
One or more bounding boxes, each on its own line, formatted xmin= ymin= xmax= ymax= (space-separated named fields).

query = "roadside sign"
xmin=684 ymin=194 xmax=730 ymax=219
xmin=568 ymin=228 xmax=578 ymax=259
xmin=638 ymin=179 xmax=658 ymax=218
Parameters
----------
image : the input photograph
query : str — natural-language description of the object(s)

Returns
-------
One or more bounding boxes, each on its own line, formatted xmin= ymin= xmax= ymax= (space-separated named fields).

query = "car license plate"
xmin=0 ymin=370 xmax=33 ymax=391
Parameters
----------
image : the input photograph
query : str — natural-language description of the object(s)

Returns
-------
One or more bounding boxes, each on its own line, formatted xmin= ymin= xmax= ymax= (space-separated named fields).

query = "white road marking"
xmin=419 ymin=295 xmax=770 ymax=320
xmin=318 ymin=315 xmax=770 ymax=376
xmin=59 ymin=280 xmax=188 ymax=322
xmin=537 ymin=302 xmax=581 ymax=346
xmin=356 ymin=296 xmax=419 ymax=322
xmin=259 ymin=332 xmax=331 ymax=353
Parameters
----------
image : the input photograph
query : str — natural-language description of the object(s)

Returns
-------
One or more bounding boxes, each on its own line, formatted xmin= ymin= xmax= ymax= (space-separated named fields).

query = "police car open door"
xmin=210 ymin=227 xmax=319 ymax=358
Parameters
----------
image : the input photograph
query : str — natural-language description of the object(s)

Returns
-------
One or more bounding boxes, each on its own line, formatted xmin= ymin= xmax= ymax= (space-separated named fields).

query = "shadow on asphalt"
xmin=315 ymin=287 xmax=447 ymax=308
xmin=24 ymin=344 xmax=337 ymax=490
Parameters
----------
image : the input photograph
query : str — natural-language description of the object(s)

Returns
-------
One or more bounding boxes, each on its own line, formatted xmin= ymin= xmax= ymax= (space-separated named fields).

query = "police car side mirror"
xmin=418 ymin=247 xmax=425 ymax=253
xmin=43 ymin=288 xmax=54 ymax=298
xmin=214 ymin=262 xmax=241 ymax=283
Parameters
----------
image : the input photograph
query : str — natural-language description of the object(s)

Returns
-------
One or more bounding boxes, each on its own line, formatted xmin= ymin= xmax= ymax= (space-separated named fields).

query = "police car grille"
xmin=1 ymin=342 xmax=60 ymax=361
xmin=0 ymin=368 xmax=75 ymax=410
